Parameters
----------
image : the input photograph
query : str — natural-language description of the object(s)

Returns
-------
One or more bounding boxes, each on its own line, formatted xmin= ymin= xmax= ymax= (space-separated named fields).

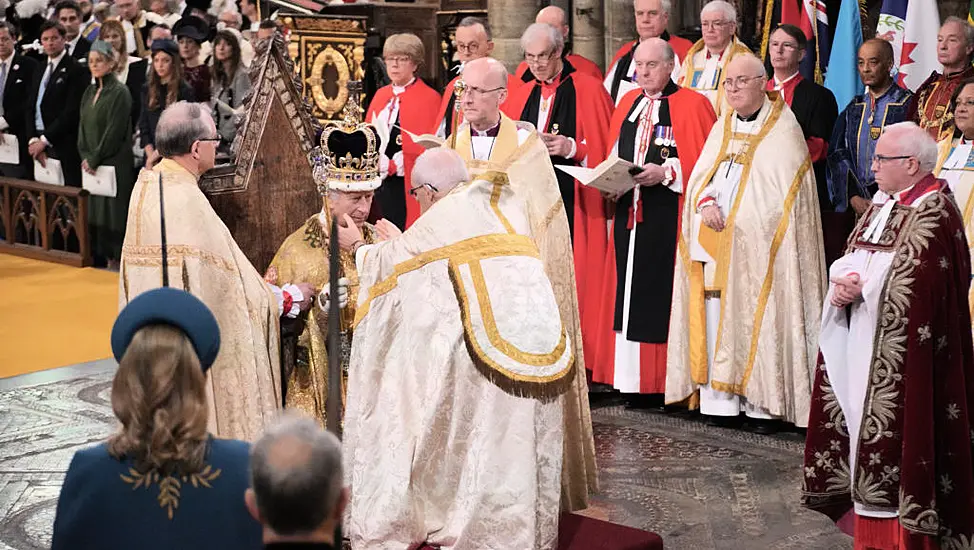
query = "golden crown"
xmin=310 ymin=81 xmax=381 ymax=194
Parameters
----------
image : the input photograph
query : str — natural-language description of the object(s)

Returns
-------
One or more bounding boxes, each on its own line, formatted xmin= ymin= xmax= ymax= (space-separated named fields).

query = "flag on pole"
xmin=824 ymin=0 xmax=865 ymax=112
xmin=876 ymin=0 xmax=943 ymax=91
xmin=813 ymin=0 xmax=832 ymax=82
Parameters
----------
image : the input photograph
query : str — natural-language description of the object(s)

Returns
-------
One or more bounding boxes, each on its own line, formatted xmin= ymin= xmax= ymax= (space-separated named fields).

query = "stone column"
xmin=574 ymin=0 xmax=606 ymax=68
xmin=489 ymin=0 xmax=544 ymax=73
xmin=603 ymin=0 xmax=635 ymax=66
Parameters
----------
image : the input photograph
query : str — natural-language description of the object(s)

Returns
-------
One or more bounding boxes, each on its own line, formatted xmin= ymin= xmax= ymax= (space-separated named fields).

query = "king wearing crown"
xmin=265 ymin=89 xmax=381 ymax=427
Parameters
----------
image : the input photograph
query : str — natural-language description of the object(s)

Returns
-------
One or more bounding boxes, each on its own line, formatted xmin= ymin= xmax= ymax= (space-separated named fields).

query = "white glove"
xmin=379 ymin=153 xmax=390 ymax=179
xmin=318 ymin=277 xmax=350 ymax=311
xmin=391 ymin=150 xmax=404 ymax=177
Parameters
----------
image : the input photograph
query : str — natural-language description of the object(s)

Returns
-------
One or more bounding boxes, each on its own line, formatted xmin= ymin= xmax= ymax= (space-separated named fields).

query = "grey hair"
xmin=0 ymin=21 xmax=16 ymax=39
xmin=884 ymin=122 xmax=938 ymax=173
xmin=943 ymin=16 xmax=974 ymax=50
xmin=412 ymin=148 xmax=469 ymax=195
xmin=155 ymin=102 xmax=212 ymax=158
xmin=249 ymin=414 xmax=343 ymax=536
xmin=521 ymin=22 xmax=563 ymax=54
xmin=458 ymin=16 xmax=492 ymax=41
xmin=221 ymin=9 xmax=242 ymax=26
xmin=701 ymin=0 xmax=737 ymax=23
xmin=635 ymin=0 xmax=672 ymax=14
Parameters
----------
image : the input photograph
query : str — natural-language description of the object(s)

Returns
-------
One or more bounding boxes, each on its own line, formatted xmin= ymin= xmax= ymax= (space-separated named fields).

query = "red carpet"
xmin=418 ymin=513 xmax=664 ymax=549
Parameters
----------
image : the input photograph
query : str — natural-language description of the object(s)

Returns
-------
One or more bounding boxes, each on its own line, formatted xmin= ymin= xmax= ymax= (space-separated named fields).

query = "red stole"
xmin=590 ymin=86 xmax=716 ymax=389
xmin=366 ymin=79 xmax=442 ymax=227
xmin=503 ymin=69 xmax=614 ymax=375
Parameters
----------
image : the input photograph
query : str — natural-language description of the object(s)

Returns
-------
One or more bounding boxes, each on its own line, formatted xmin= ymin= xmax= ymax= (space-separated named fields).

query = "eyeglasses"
xmin=197 ymin=137 xmax=221 ymax=144
xmin=701 ymin=20 xmax=728 ymax=30
xmin=455 ymin=42 xmax=482 ymax=53
xmin=524 ymin=50 xmax=555 ymax=63
xmin=408 ymin=182 xmax=439 ymax=197
xmin=383 ymin=56 xmax=412 ymax=66
xmin=871 ymin=154 xmax=913 ymax=166
xmin=463 ymin=85 xmax=504 ymax=98
xmin=722 ymin=74 xmax=765 ymax=89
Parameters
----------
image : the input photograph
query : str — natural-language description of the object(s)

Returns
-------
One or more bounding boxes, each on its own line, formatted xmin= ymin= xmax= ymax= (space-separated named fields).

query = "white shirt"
xmin=67 ymin=35 xmax=81 ymax=56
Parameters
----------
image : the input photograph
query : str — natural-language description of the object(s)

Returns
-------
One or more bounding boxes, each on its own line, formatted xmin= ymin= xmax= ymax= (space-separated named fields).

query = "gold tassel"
xmin=759 ymin=0 xmax=776 ymax=60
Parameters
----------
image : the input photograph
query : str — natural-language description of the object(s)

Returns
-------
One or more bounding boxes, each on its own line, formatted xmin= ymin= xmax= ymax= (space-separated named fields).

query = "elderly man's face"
xmin=938 ymin=21 xmax=973 ymax=68
xmin=454 ymin=24 xmax=492 ymax=64
xmin=701 ymin=8 xmax=735 ymax=51
xmin=115 ymin=0 xmax=140 ymax=22
xmin=857 ymin=41 xmax=892 ymax=89
xmin=330 ymin=191 xmax=374 ymax=228
xmin=195 ymin=114 xmax=219 ymax=173
xmin=459 ymin=62 xmax=506 ymax=129
xmin=411 ymin=181 xmax=437 ymax=214
xmin=78 ymin=0 xmax=92 ymax=17
xmin=724 ymin=60 xmax=766 ymax=116
xmin=523 ymin=37 xmax=561 ymax=82
xmin=634 ymin=0 xmax=668 ymax=41
xmin=871 ymin=132 xmax=919 ymax=194
xmin=769 ymin=29 xmax=803 ymax=74
xmin=634 ymin=44 xmax=672 ymax=94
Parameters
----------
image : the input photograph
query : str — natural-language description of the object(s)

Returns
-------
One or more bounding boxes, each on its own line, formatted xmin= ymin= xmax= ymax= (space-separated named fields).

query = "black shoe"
xmin=704 ymin=414 xmax=742 ymax=428
xmin=746 ymin=419 xmax=779 ymax=435
xmin=624 ymin=394 xmax=663 ymax=409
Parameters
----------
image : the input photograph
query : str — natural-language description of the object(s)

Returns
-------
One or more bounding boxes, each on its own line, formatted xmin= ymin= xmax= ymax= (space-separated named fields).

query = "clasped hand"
xmin=700 ymin=204 xmax=725 ymax=232
xmin=829 ymin=274 xmax=863 ymax=308
xmin=540 ymin=133 xmax=572 ymax=158
xmin=632 ymin=164 xmax=666 ymax=187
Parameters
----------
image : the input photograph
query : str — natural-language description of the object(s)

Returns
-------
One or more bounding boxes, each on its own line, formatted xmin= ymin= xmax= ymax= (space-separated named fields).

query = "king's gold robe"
xmin=266 ymin=214 xmax=375 ymax=426
xmin=344 ymin=172 xmax=572 ymax=550
xmin=119 ymin=159 xmax=281 ymax=441
xmin=666 ymin=94 xmax=826 ymax=426
xmin=449 ymin=114 xmax=598 ymax=511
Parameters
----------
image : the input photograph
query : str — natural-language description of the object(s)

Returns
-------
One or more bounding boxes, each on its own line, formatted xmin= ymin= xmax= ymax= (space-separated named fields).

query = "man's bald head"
xmin=465 ymin=56 xmax=508 ymax=89
xmin=633 ymin=37 xmax=675 ymax=94
xmin=862 ymin=38 xmax=894 ymax=65
xmin=858 ymin=38 xmax=894 ymax=89
xmin=536 ymin=6 xmax=569 ymax=39
xmin=634 ymin=36 xmax=674 ymax=61
xmin=411 ymin=148 xmax=469 ymax=214
xmin=724 ymin=54 xmax=768 ymax=117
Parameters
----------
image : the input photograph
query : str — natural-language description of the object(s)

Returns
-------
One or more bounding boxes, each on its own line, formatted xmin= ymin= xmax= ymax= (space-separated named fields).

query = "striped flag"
xmin=760 ymin=0 xmax=832 ymax=83
xmin=876 ymin=0 xmax=943 ymax=91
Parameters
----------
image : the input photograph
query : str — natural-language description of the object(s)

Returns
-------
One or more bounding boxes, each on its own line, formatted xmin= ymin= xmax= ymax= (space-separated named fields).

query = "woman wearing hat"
xmin=174 ymin=15 xmax=212 ymax=103
xmin=81 ymin=40 xmax=135 ymax=269
xmin=99 ymin=19 xmax=146 ymax=132
xmin=50 ymin=288 xmax=262 ymax=549
xmin=140 ymin=38 xmax=194 ymax=168
xmin=365 ymin=32 xmax=441 ymax=229
xmin=210 ymin=29 xmax=251 ymax=152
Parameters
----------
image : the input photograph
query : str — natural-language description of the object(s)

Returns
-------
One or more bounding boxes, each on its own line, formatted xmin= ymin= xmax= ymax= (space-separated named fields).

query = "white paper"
xmin=711 ymin=161 xmax=744 ymax=216
xmin=0 ymin=135 xmax=18 ymax=164
xmin=615 ymin=79 xmax=640 ymax=106
xmin=33 ymin=158 xmax=63 ymax=186
xmin=945 ymin=143 xmax=972 ymax=170
xmin=82 ymin=165 xmax=117 ymax=197
xmin=555 ymin=155 xmax=637 ymax=195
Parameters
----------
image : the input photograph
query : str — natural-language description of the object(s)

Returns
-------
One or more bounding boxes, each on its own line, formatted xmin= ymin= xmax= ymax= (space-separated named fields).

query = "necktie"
xmin=35 ymin=62 xmax=53 ymax=132
xmin=0 ymin=61 xmax=8 ymax=117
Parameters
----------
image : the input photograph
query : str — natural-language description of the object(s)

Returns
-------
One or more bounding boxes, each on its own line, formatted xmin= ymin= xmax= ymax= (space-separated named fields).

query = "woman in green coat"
xmin=80 ymin=40 xmax=134 ymax=269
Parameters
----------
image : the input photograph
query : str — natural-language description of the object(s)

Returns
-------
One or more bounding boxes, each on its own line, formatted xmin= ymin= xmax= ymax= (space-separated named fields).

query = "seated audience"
xmin=148 ymin=0 xmax=180 ymax=28
xmin=51 ymin=287 xmax=263 ymax=550
xmin=99 ymin=19 xmax=146 ymax=131
xmin=174 ymin=15 xmax=211 ymax=102
xmin=245 ymin=414 xmax=346 ymax=550
xmin=81 ymin=40 xmax=134 ymax=268
xmin=140 ymin=38 xmax=194 ymax=168
xmin=210 ymin=29 xmax=251 ymax=152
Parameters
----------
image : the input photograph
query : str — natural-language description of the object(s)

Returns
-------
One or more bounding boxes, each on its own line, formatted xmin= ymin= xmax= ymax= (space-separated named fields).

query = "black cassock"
xmin=613 ymin=82 xmax=681 ymax=345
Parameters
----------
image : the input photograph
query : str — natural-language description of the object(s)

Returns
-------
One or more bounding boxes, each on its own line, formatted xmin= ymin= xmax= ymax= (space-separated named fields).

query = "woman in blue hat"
xmin=50 ymin=288 xmax=262 ymax=550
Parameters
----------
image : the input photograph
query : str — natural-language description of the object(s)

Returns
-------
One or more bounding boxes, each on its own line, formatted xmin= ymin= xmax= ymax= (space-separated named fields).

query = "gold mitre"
xmin=310 ymin=83 xmax=381 ymax=194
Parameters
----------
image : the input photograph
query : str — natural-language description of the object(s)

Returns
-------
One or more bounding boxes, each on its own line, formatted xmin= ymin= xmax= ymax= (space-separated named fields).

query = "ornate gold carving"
xmin=289 ymin=18 xmax=364 ymax=33
xmin=120 ymin=465 xmax=222 ymax=520
xmin=309 ymin=44 xmax=351 ymax=118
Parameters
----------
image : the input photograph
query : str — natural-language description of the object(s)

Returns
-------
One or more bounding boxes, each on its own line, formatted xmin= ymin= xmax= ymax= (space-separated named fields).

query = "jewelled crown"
xmin=310 ymin=82 xmax=381 ymax=194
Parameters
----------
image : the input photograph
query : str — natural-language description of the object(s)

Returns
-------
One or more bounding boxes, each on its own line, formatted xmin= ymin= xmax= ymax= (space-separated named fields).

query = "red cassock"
xmin=434 ymin=72 xmax=522 ymax=138
xmin=515 ymin=53 xmax=603 ymax=82
xmin=502 ymin=64 xmax=613 ymax=374
xmin=366 ymin=79 xmax=442 ymax=227
xmin=591 ymin=87 xmax=715 ymax=392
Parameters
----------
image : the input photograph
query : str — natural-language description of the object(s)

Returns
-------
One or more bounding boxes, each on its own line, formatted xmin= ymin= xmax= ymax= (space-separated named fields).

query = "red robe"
xmin=515 ymin=53 xmax=603 ymax=82
xmin=366 ymin=79 xmax=442 ymax=227
xmin=502 ymin=66 xmax=613 ymax=375
xmin=907 ymin=66 xmax=974 ymax=141
xmin=802 ymin=178 xmax=974 ymax=548
xmin=434 ymin=72 xmax=521 ymax=139
xmin=591 ymin=86 xmax=715 ymax=392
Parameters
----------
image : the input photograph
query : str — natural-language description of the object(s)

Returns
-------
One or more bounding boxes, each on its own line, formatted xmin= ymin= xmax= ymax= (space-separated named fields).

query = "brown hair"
xmin=148 ymin=49 xmax=185 ymax=111
xmin=107 ymin=324 xmax=209 ymax=475
xmin=211 ymin=30 xmax=242 ymax=90
xmin=98 ymin=19 xmax=127 ymax=60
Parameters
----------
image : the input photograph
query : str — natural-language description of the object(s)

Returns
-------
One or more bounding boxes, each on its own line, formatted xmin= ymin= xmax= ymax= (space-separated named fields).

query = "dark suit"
xmin=31 ymin=52 xmax=87 ymax=187
xmin=789 ymin=78 xmax=839 ymax=211
xmin=0 ymin=54 xmax=40 ymax=178
xmin=68 ymin=36 xmax=91 ymax=62
xmin=51 ymin=438 xmax=263 ymax=550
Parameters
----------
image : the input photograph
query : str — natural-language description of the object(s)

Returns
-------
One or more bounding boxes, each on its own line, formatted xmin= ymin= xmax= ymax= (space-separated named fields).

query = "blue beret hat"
xmin=150 ymin=38 xmax=180 ymax=58
xmin=111 ymin=288 xmax=221 ymax=372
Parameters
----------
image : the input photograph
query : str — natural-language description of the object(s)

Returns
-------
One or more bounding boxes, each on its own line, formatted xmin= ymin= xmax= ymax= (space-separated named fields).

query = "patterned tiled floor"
xmin=0 ymin=364 xmax=850 ymax=549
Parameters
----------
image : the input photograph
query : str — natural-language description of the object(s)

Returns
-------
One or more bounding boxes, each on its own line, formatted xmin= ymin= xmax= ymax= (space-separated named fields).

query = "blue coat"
xmin=51 ymin=438 xmax=263 ymax=550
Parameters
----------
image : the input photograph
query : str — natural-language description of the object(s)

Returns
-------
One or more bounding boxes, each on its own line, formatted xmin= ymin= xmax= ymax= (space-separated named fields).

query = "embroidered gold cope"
xmin=119 ymin=159 xmax=281 ymax=441
xmin=677 ymin=38 xmax=753 ymax=118
xmin=448 ymin=113 xmax=598 ymax=511
xmin=266 ymin=215 xmax=376 ymax=427
xmin=935 ymin=136 xmax=974 ymax=323
xmin=667 ymin=95 xmax=826 ymax=425
xmin=344 ymin=172 xmax=571 ymax=549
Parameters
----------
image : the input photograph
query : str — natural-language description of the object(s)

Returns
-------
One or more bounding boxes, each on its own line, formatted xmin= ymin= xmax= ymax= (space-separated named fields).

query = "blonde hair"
xmin=107 ymin=324 xmax=209 ymax=475
xmin=383 ymin=33 xmax=424 ymax=66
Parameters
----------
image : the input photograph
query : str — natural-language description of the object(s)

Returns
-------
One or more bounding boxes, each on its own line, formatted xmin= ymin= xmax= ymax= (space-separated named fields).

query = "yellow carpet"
xmin=0 ymin=254 xmax=118 ymax=378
